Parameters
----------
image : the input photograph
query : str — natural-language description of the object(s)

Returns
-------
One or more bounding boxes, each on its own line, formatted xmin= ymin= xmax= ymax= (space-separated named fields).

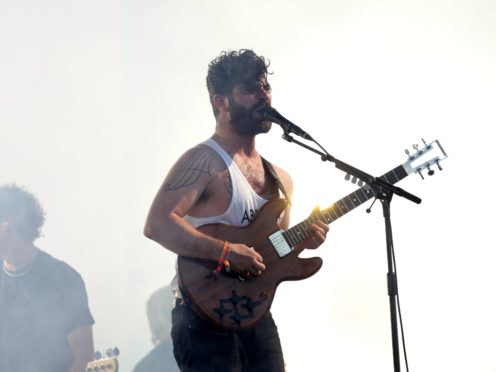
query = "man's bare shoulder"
xmin=269 ymin=162 xmax=293 ymax=197
xmin=163 ymin=143 xmax=226 ymax=192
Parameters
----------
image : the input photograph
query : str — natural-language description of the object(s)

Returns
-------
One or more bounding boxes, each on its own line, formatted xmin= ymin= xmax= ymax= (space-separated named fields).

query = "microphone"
xmin=260 ymin=106 xmax=313 ymax=140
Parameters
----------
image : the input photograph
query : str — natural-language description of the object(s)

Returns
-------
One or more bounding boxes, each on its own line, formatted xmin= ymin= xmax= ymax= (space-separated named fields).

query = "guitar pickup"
xmin=268 ymin=230 xmax=293 ymax=258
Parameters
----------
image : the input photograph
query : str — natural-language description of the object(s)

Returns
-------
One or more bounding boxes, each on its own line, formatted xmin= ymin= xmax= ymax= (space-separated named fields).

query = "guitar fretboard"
xmin=283 ymin=164 xmax=408 ymax=247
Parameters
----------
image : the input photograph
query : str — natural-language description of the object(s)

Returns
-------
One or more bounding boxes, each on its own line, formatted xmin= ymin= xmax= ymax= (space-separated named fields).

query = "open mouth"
xmin=253 ymin=104 xmax=271 ymax=120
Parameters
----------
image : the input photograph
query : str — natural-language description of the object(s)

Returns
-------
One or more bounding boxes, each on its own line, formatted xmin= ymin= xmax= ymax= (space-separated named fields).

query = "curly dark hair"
xmin=206 ymin=49 xmax=271 ymax=117
xmin=0 ymin=184 xmax=46 ymax=241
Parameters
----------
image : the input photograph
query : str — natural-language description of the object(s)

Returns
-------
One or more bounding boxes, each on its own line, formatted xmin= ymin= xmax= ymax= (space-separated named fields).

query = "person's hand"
xmin=228 ymin=243 xmax=265 ymax=279
xmin=298 ymin=207 xmax=329 ymax=249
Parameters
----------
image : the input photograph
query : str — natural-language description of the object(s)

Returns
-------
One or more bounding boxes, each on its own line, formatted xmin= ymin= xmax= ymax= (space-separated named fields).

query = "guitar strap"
xmin=261 ymin=157 xmax=291 ymax=206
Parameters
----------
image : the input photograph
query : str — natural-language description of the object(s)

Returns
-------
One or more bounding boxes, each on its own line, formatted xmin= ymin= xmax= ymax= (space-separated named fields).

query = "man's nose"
xmin=256 ymin=87 xmax=271 ymax=101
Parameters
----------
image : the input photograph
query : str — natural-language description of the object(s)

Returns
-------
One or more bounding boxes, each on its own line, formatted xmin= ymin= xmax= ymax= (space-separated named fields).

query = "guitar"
xmin=177 ymin=139 xmax=448 ymax=330
xmin=85 ymin=348 xmax=119 ymax=372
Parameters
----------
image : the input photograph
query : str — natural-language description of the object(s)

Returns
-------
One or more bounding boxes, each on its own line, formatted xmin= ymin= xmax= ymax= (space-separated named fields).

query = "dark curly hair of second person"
xmin=0 ymin=184 xmax=46 ymax=241
xmin=206 ymin=49 xmax=271 ymax=117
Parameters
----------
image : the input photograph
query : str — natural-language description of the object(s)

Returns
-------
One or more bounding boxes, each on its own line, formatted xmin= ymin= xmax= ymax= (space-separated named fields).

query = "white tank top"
xmin=184 ymin=138 xmax=269 ymax=228
xmin=171 ymin=138 xmax=270 ymax=297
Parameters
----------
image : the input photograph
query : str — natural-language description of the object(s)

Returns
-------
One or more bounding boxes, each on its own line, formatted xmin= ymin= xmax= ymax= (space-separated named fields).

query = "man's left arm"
xmin=68 ymin=324 xmax=94 ymax=372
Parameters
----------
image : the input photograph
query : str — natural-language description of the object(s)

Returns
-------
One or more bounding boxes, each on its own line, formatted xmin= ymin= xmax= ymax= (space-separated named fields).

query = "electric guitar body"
xmin=178 ymin=198 xmax=322 ymax=330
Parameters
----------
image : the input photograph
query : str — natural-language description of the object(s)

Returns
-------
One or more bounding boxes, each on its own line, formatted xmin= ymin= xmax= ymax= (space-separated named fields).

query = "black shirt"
xmin=0 ymin=250 xmax=94 ymax=372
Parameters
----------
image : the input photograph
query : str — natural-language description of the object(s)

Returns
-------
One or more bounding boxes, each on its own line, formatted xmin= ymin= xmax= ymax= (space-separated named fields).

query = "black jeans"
xmin=171 ymin=300 xmax=285 ymax=372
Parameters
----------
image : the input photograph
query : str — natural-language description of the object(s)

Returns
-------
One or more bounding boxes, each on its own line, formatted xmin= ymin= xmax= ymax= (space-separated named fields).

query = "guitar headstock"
xmin=402 ymin=139 xmax=448 ymax=179
xmin=85 ymin=347 xmax=120 ymax=372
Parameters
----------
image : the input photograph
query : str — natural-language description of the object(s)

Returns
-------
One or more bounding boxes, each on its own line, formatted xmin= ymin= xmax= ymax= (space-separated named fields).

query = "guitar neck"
xmin=283 ymin=164 xmax=408 ymax=247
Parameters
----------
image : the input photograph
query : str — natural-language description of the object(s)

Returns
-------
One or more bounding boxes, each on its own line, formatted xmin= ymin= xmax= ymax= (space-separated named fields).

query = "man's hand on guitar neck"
xmin=296 ymin=207 xmax=330 ymax=250
xmin=228 ymin=243 xmax=266 ymax=278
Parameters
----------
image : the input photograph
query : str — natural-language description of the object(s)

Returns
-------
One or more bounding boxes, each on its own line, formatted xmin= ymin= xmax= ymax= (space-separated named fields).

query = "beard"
xmin=228 ymin=99 xmax=272 ymax=136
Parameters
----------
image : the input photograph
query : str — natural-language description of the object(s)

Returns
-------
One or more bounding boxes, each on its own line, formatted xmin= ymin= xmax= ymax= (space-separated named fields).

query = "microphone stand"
xmin=280 ymin=132 xmax=420 ymax=372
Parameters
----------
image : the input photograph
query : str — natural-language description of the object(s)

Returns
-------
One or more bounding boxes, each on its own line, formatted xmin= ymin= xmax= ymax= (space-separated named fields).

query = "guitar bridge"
xmin=268 ymin=230 xmax=293 ymax=258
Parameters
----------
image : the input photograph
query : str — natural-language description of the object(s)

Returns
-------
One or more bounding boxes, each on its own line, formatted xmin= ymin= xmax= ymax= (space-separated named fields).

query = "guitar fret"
xmin=330 ymin=204 xmax=342 ymax=218
xmin=283 ymin=229 xmax=295 ymax=246
xmin=395 ymin=166 xmax=408 ymax=180
xmin=302 ymin=221 xmax=312 ymax=236
xmin=364 ymin=187 xmax=375 ymax=198
xmin=384 ymin=171 xmax=396 ymax=184
xmin=323 ymin=206 xmax=338 ymax=221
xmin=280 ymin=232 xmax=289 ymax=246
xmin=322 ymin=209 xmax=334 ymax=223
xmin=389 ymin=170 xmax=399 ymax=183
xmin=291 ymin=225 xmax=302 ymax=243
xmin=295 ymin=224 xmax=309 ymax=240
xmin=336 ymin=201 xmax=347 ymax=214
xmin=349 ymin=192 xmax=361 ymax=206
xmin=356 ymin=188 xmax=369 ymax=203
xmin=343 ymin=195 xmax=355 ymax=211
xmin=391 ymin=167 xmax=403 ymax=182
xmin=286 ymin=229 xmax=299 ymax=245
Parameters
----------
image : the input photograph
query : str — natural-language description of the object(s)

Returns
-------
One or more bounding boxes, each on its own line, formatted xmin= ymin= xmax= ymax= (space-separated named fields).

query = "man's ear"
xmin=213 ymin=94 xmax=229 ymax=113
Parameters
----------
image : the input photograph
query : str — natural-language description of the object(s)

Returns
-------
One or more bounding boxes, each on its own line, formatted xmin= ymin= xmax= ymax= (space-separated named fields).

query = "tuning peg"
xmin=417 ymin=169 xmax=425 ymax=180
xmin=344 ymin=173 xmax=351 ymax=181
xmin=93 ymin=351 xmax=102 ymax=360
xmin=104 ymin=347 xmax=120 ymax=358
xmin=358 ymin=179 xmax=364 ymax=187
xmin=351 ymin=176 xmax=357 ymax=184
xmin=427 ymin=164 xmax=435 ymax=176
xmin=413 ymin=143 xmax=419 ymax=151
xmin=436 ymin=160 xmax=443 ymax=171
xmin=405 ymin=149 xmax=410 ymax=156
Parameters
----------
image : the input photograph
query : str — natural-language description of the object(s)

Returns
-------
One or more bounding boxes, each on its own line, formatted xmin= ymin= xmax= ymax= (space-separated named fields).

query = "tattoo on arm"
xmin=221 ymin=168 xmax=233 ymax=198
xmin=164 ymin=149 xmax=217 ymax=191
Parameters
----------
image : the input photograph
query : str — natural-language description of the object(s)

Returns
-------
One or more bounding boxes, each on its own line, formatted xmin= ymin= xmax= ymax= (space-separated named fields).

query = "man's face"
xmin=227 ymin=79 xmax=272 ymax=135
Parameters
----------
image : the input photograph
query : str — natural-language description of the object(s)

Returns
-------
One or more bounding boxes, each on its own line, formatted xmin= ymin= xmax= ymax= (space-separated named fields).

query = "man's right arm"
xmin=144 ymin=146 xmax=224 ymax=261
xmin=143 ymin=146 xmax=265 ymax=275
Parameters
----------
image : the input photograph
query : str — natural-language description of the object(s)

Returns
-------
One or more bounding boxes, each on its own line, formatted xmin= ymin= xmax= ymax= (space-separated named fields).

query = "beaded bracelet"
xmin=214 ymin=241 xmax=230 ymax=273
